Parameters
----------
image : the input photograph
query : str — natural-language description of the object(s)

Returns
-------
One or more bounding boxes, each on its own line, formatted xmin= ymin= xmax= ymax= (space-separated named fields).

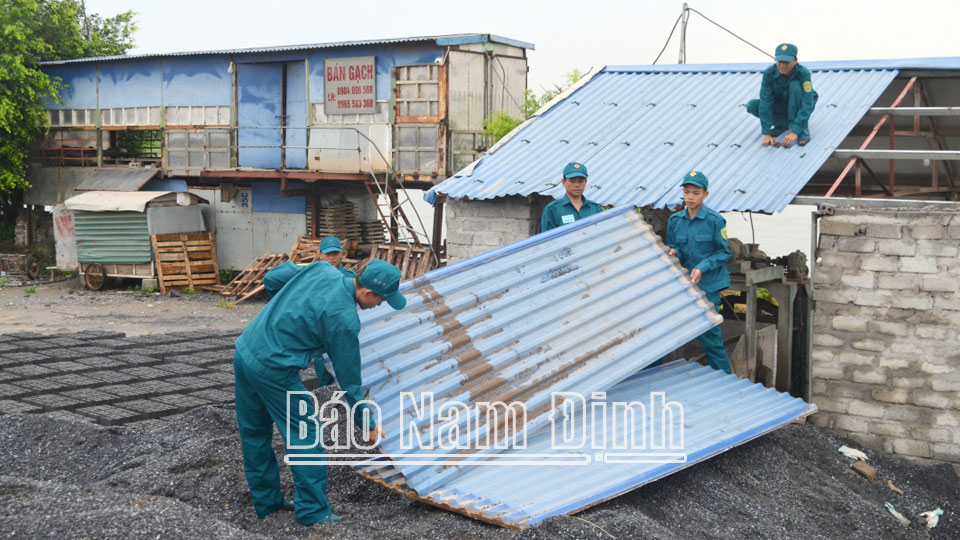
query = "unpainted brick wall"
xmin=810 ymin=207 xmax=960 ymax=467
xmin=444 ymin=196 xmax=551 ymax=263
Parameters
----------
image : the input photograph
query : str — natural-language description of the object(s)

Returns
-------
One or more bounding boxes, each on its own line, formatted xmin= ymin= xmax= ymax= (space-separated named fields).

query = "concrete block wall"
xmin=810 ymin=207 xmax=960 ymax=467
xmin=444 ymin=196 xmax=550 ymax=263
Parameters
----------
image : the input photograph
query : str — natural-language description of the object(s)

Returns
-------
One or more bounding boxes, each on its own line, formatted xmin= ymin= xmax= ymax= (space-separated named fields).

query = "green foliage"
xmin=219 ymin=269 xmax=236 ymax=284
xmin=0 ymin=0 xmax=137 ymax=194
xmin=182 ymin=286 xmax=197 ymax=295
xmin=25 ymin=286 xmax=36 ymax=294
xmin=481 ymin=68 xmax=586 ymax=146
xmin=481 ymin=110 xmax=522 ymax=145
xmin=0 ymin=277 xmax=8 ymax=287
xmin=216 ymin=299 xmax=236 ymax=309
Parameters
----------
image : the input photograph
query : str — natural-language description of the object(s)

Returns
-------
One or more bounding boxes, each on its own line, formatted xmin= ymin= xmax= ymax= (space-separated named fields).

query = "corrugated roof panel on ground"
xmin=355 ymin=360 xmax=815 ymax=528
xmin=348 ymin=206 xmax=720 ymax=491
xmin=428 ymin=65 xmax=900 ymax=212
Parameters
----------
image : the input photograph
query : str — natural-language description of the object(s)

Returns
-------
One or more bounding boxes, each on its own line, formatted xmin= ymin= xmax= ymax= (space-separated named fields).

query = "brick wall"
xmin=444 ymin=196 xmax=550 ymax=263
xmin=810 ymin=207 xmax=960 ymax=467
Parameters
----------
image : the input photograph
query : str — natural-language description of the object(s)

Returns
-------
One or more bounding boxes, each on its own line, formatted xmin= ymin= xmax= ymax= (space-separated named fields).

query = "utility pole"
xmin=678 ymin=3 xmax=690 ymax=64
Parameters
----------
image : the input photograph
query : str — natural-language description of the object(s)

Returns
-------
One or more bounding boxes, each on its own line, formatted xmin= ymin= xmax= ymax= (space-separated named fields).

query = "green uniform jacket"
xmin=264 ymin=261 xmax=355 ymax=298
xmin=237 ymin=261 xmax=373 ymax=427
xmin=759 ymin=63 xmax=818 ymax=136
xmin=666 ymin=206 xmax=732 ymax=293
xmin=540 ymin=195 xmax=605 ymax=232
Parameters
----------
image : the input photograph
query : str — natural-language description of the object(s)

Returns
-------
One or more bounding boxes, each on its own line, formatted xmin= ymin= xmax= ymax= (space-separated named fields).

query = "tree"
xmin=0 ymin=0 xmax=136 ymax=194
xmin=482 ymin=69 xmax=585 ymax=145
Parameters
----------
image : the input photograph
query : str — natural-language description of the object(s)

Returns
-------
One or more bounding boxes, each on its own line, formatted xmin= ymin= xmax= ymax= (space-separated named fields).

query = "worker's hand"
xmin=690 ymin=268 xmax=702 ymax=284
xmin=781 ymin=132 xmax=798 ymax=147
xmin=668 ymin=248 xmax=676 ymax=257
xmin=364 ymin=426 xmax=385 ymax=445
xmin=762 ymin=134 xmax=777 ymax=146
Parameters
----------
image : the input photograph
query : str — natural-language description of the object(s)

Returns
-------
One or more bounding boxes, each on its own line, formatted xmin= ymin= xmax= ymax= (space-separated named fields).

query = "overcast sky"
xmin=85 ymin=0 xmax=957 ymax=94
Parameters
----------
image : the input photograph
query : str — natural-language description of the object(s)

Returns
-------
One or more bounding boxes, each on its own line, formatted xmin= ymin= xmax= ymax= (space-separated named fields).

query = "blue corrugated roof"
xmin=427 ymin=63 xmax=904 ymax=212
xmin=355 ymin=360 xmax=814 ymax=528
xmin=40 ymin=33 xmax=534 ymax=65
xmin=292 ymin=206 xmax=814 ymax=527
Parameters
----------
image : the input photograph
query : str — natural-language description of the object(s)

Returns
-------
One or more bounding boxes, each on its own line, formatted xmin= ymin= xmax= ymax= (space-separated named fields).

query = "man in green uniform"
xmin=233 ymin=259 xmax=405 ymax=525
xmin=746 ymin=43 xmax=818 ymax=147
xmin=262 ymin=238 xmax=355 ymax=298
xmin=318 ymin=236 xmax=356 ymax=278
xmin=540 ymin=161 xmax=604 ymax=232
xmin=665 ymin=171 xmax=732 ymax=374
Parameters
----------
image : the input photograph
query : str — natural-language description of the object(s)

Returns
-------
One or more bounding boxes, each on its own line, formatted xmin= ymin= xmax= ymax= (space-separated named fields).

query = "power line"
xmin=652 ymin=12 xmax=683 ymax=65
xmin=687 ymin=7 xmax=774 ymax=60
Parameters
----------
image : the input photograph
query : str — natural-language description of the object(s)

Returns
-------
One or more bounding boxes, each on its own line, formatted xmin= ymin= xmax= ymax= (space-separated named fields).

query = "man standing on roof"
xmin=233 ymin=258 xmax=405 ymax=525
xmin=666 ymin=171 xmax=732 ymax=374
xmin=540 ymin=161 xmax=604 ymax=232
xmin=746 ymin=43 xmax=818 ymax=148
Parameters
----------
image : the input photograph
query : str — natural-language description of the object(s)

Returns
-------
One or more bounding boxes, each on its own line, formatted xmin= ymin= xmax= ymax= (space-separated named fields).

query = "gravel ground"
xmin=0 ymin=284 xmax=957 ymax=539
xmin=0 ymin=399 xmax=956 ymax=539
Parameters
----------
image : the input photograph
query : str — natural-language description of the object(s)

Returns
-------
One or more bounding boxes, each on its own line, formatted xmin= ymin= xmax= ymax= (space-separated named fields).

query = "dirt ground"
xmin=0 ymin=279 xmax=958 ymax=539
xmin=0 ymin=276 xmax=262 ymax=336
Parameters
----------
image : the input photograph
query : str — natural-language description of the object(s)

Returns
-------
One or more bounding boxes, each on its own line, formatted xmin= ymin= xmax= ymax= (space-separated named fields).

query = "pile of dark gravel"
xmin=0 ymin=391 xmax=956 ymax=540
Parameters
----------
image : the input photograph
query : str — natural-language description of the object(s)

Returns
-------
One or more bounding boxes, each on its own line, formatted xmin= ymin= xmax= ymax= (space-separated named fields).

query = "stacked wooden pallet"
xmin=360 ymin=220 xmax=388 ymax=244
xmin=316 ymin=202 xmax=362 ymax=243
xmin=151 ymin=233 xmax=219 ymax=294
xmin=219 ymin=253 xmax=288 ymax=303
xmin=289 ymin=236 xmax=359 ymax=263
xmin=366 ymin=244 xmax=435 ymax=281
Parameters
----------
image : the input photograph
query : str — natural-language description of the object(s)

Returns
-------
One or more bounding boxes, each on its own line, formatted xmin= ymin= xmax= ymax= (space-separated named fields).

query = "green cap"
xmin=319 ymin=236 xmax=343 ymax=253
xmin=681 ymin=171 xmax=709 ymax=189
xmin=774 ymin=43 xmax=798 ymax=62
xmin=359 ymin=259 xmax=406 ymax=310
xmin=562 ymin=161 xmax=588 ymax=179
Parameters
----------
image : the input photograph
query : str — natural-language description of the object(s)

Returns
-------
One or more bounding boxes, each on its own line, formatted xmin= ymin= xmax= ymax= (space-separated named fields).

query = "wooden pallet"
xmin=220 ymin=253 xmax=289 ymax=303
xmin=289 ymin=236 xmax=358 ymax=263
xmin=365 ymin=244 xmax=435 ymax=281
xmin=151 ymin=232 xmax=219 ymax=295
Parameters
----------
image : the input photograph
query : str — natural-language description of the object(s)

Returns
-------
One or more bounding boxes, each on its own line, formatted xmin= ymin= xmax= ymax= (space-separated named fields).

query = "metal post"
xmin=825 ymin=76 xmax=917 ymax=197
xmin=432 ymin=196 xmax=445 ymax=261
xmin=678 ymin=3 xmax=689 ymax=64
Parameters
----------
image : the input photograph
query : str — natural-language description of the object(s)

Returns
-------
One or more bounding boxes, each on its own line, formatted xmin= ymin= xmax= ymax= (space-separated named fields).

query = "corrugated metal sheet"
xmin=427 ymin=66 xmax=900 ymax=212
xmin=73 ymin=211 xmax=152 ymax=263
xmin=65 ymin=191 xmax=174 ymax=212
xmin=74 ymin=168 xmax=159 ymax=192
xmin=293 ymin=206 xmax=812 ymax=527
xmin=40 ymin=34 xmax=534 ymax=65
xmin=355 ymin=360 xmax=814 ymax=528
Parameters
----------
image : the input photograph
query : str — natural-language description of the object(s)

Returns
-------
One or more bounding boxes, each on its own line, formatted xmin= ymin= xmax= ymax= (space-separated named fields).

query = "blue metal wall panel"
xmin=237 ymin=63 xmax=283 ymax=168
xmin=161 ymin=56 xmax=232 ymax=106
xmin=41 ymin=64 xmax=98 ymax=110
xmin=251 ymin=182 xmax=305 ymax=213
xmin=98 ymin=59 xmax=163 ymax=109
xmin=427 ymin=67 xmax=899 ymax=213
xmin=285 ymin=61 xmax=308 ymax=169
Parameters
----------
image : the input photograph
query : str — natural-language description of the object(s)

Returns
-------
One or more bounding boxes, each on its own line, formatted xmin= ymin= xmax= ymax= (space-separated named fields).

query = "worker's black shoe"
xmin=797 ymin=138 xmax=810 ymax=146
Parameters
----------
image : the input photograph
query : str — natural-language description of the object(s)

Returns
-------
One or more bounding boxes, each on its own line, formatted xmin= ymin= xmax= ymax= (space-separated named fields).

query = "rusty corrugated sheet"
xmin=293 ymin=206 xmax=814 ymax=527
xmin=426 ymin=64 xmax=900 ymax=212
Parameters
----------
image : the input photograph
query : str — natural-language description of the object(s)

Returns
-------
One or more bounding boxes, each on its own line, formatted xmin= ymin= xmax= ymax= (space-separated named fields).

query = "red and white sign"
xmin=324 ymin=56 xmax=376 ymax=115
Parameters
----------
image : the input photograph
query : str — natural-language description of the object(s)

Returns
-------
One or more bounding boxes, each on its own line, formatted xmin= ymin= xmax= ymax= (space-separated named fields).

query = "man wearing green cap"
xmin=746 ymin=43 xmax=818 ymax=148
xmin=318 ymin=237 xmax=357 ymax=278
xmin=263 ymin=238 xmax=355 ymax=299
xmin=233 ymin=258 xmax=405 ymax=525
xmin=540 ymin=161 xmax=605 ymax=232
xmin=665 ymin=171 xmax=732 ymax=374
